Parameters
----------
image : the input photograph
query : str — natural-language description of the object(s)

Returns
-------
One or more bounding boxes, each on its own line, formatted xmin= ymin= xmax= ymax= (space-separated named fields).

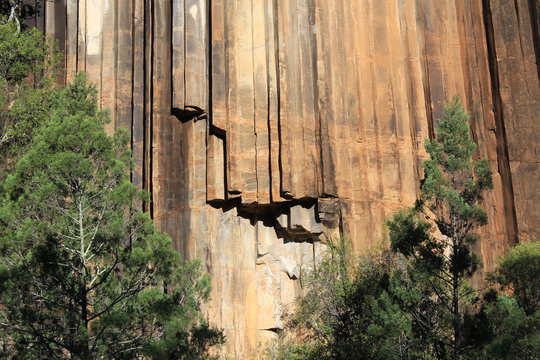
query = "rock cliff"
xmin=32 ymin=0 xmax=539 ymax=356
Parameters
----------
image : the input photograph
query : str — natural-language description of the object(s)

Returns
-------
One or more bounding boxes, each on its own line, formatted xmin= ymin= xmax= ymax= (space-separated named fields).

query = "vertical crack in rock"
xmin=183 ymin=0 xmax=186 ymax=108
xmin=144 ymin=0 xmax=153 ymax=216
xmin=418 ymin=2 xmax=434 ymax=140
xmin=208 ymin=0 xmax=213 ymax=127
xmin=400 ymin=2 xmax=420 ymax=186
xmin=130 ymin=0 xmax=135 ymax=185
xmin=274 ymin=0 xmax=284 ymax=199
xmin=250 ymin=0 xmax=258 ymax=203
xmin=482 ymin=0 xmax=519 ymax=245
xmin=307 ymin=0 xmax=321 ymax=196
xmin=207 ymin=0 xmax=215 ymax=205
xmin=528 ymin=0 xmax=540 ymax=81
xmin=265 ymin=0 xmax=274 ymax=201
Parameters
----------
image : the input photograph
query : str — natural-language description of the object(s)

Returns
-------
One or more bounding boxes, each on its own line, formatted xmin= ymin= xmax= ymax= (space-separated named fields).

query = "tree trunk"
xmin=452 ymin=219 xmax=460 ymax=360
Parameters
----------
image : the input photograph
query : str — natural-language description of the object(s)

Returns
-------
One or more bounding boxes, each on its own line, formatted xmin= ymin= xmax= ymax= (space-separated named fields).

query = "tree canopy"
xmin=0 ymin=73 xmax=223 ymax=359
xmin=0 ymin=17 xmax=58 ymax=173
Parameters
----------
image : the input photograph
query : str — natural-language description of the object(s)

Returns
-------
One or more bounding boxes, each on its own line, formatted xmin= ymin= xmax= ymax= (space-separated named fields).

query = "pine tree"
xmin=0 ymin=73 xmax=223 ymax=359
xmin=388 ymin=96 xmax=493 ymax=360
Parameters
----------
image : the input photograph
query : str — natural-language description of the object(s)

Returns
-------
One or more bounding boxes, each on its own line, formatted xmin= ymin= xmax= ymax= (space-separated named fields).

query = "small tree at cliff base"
xmin=267 ymin=237 xmax=428 ymax=360
xmin=0 ymin=73 xmax=224 ymax=359
xmin=388 ymin=96 xmax=493 ymax=360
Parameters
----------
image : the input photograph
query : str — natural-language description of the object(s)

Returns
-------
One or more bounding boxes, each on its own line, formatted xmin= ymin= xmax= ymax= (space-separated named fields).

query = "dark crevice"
xmin=210 ymin=124 xmax=226 ymax=138
xmin=149 ymin=0 xmax=154 ymax=218
xmin=273 ymin=0 xmax=284 ymax=200
xmin=143 ymin=0 xmax=154 ymax=217
xmin=183 ymin=0 xmax=186 ymax=107
xmin=262 ymin=328 xmax=281 ymax=334
xmin=265 ymin=0 xmax=274 ymax=201
xmin=266 ymin=82 xmax=273 ymax=200
xmin=281 ymin=191 xmax=293 ymax=200
xmin=419 ymin=2 xmax=434 ymax=140
xmin=223 ymin=0 xmax=231 ymax=200
xmin=208 ymin=197 xmax=322 ymax=242
xmin=220 ymin=129 xmax=228 ymax=200
xmin=338 ymin=203 xmax=344 ymax=235
xmin=171 ymin=106 xmax=207 ymax=122
xmin=286 ymin=273 xmax=298 ymax=280
xmin=142 ymin=0 xmax=149 ymax=213
xmin=527 ymin=0 xmax=540 ymax=81
xmin=207 ymin=197 xmax=242 ymax=212
xmin=317 ymin=111 xmax=325 ymax=194
xmin=423 ymin=55 xmax=434 ymax=139
xmin=482 ymin=0 xmax=519 ymax=245
xmin=169 ymin=0 xmax=174 ymax=116
xmin=207 ymin=0 xmax=213 ymax=204
xmin=250 ymin=0 xmax=258 ymax=202
xmin=208 ymin=0 xmax=213 ymax=123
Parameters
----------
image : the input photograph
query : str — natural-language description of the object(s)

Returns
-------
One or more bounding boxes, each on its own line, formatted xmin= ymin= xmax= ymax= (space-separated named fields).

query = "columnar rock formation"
xmin=32 ymin=0 xmax=539 ymax=356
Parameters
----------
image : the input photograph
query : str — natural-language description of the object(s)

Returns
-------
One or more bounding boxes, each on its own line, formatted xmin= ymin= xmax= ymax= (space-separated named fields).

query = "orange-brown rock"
xmin=39 ymin=0 xmax=539 ymax=357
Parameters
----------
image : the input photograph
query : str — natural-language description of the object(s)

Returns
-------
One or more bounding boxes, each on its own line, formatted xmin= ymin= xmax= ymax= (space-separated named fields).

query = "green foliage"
xmin=0 ymin=19 xmax=51 ymax=85
xmin=388 ymin=96 xmax=492 ymax=360
xmin=263 ymin=340 xmax=324 ymax=360
xmin=292 ymin=236 xmax=356 ymax=359
xmin=0 ymin=1 xmax=41 ymax=28
xmin=272 ymin=238 xmax=426 ymax=360
xmin=477 ymin=295 xmax=540 ymax=359
xmin=0 ymin=19 xmax=59 ymax=173
xmin=0 ymin=73 xmax=223 ymax=359
xmin=492 ymin=239 xmax=540 ymax=316
xmin=421 ymin=96 xmax=492 ymax=235
xmin=470 ymin=240 xmax=540 ymax=360
xmin=0 ymin=78 xmax=54 ymax=171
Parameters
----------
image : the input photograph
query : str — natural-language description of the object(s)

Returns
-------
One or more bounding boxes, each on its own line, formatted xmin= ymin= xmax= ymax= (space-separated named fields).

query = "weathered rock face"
xmin=36 ymin=0 xmax=538 ymax=357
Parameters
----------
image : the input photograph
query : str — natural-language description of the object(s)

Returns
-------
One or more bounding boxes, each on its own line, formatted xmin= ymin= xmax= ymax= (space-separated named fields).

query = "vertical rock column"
xmin=484 ymin=0 xmax=540 ymax=244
